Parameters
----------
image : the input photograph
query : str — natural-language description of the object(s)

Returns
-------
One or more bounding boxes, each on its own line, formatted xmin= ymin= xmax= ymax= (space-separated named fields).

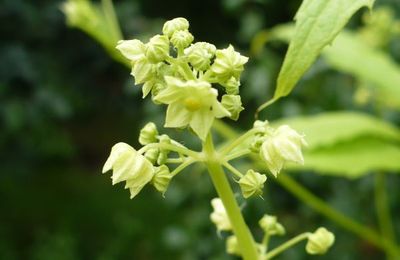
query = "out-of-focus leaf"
xmin=272 ymin=111 xmax=400 ymax=149
xmin=287 ymin=137 xmax=400 ymax=178
xmin=257 ymin=0 xmax=374 ymax=113
xmin=323 ymin=30 xmax=400 ymax=108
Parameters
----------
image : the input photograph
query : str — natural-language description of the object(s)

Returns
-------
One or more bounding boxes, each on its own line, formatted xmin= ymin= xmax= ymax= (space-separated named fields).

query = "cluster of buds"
xmin=116 ymin=17 xmax=248 ymax=140
xmin=250 ymin=121 xmax=308 ymax=177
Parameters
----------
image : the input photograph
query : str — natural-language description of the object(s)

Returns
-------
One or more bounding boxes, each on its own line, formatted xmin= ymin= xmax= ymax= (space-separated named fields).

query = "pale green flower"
xmin=151 ymin=165 xmax=172 ymax=195
xmin=260 ymin=125 xmax=307 ymax=177
xmin=221 ymin=94 xmax=244 ymax=121
xmin=211 ymin=45 xmax=248 ymax=82
xmin=146 ymin=34 xmax=170 ymax=63
xmin=171 ymin=30 xmax=194 ymax=49
xmin=116 ymin=39 xmax=146 ymax=65
xmin=139 ymin=122 xmax=158 ymax=145
xmin=259 ymin=214 xmax=285 ymax=236
xmin=210 ymin=198 xmax=232 ymax=232
xmin=226 ymin=235 xmax=241 ymax=256
xmin=130 ymin=57 xmax=154 ymax=85
xmin=184 ymin=42 xmax=216 ymax=71
xmin=306 ymin=227 xmax=335 ymax=255
xmin=154 ymin=76 xmax=230 ymax=140
xmin=238 ymin=169 xmax=267 ymax=198
xmin=102 ymin=142 xmax=154 ymax=199
xmin=163 ymin=17 xmax=189 ymax=38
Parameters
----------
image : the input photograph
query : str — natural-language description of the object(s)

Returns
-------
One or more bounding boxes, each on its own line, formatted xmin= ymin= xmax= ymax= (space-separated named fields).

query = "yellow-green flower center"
xmin=184 ymin=97 xmax=201 ymax=111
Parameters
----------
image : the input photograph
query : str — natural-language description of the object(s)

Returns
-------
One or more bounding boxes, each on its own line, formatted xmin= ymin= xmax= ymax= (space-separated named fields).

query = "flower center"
xmin=184 ymin=97 xmax=201 ymax=111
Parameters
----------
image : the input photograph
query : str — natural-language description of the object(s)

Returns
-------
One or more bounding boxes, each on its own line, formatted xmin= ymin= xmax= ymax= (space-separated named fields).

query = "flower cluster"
xmin=116 ymin=17 xmax=248 ymax=140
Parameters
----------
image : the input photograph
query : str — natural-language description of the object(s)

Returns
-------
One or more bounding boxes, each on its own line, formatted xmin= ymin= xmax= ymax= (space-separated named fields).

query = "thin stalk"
xmin=138 ymin=143 xmax=201 ymax=159
xmin=170 ymin=158 xmax=196 ymax=177
xmin=220 ymin=128 xmax=259 ymax=155
xmin=265 ymin=232 xmax=310 ymax=259
xmin=203 ymin=134 xmax=259 ymax=260
xmin=277 ymin=173 xmax=400 ymax=257
xmin=223 ymin=162 xmax=244 ymax=178
xmin=225 ymin=149 xmax=251 ymax=161
xmin=374 ymin=172 xmax=397 ymax=259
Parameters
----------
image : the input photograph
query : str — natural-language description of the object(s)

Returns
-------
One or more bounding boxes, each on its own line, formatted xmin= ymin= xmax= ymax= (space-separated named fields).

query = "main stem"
xmin=203 ymin=134 xmax=259 ymax=260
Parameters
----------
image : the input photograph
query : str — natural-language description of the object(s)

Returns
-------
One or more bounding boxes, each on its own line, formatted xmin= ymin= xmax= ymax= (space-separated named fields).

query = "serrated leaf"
xmin=287 ymin=137 xmax=400 ymax=178
xmin=323 ymin=30 xmax=400 ymax=108
xmin=272 ymin=112 xmax=400 ymax=149
xmin=273 ymin=0 xmax=374 ymax=100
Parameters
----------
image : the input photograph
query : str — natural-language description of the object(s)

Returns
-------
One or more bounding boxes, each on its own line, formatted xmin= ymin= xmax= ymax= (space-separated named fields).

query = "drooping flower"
xmin=154 ymin=76 xmax=230 ymax=140
xmin=260 ymin=125 xmax=307 ymax=177
xmin=102 ymin=142 xmax=154 ymax=199
xmin=210 ymin=198 xmax=232 ymax=232
xmin=306 ymin=227 xmax=335 ymax=255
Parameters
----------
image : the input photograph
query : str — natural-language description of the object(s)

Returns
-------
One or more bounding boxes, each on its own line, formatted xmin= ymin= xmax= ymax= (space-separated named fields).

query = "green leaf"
xmin=323 ymin=30 xmax=400 ymax=108
xmin=273 ymin=0 xmax=374 ymax=100
xmin=287 ymin=137 xmax=400 ymax=178
xmin=272 ymin=112 xmax=400 ymax=149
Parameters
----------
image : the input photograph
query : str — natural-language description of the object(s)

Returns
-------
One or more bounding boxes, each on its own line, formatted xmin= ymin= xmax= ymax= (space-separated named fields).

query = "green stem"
xmin=138 ymin=143 xmax=200 ymax=159
xmin=225 ymin=149 xmax=251 ymax=161
xmin=277 ymin=173 xmax=400 ymax=257
xmin=203 ymin=134 xmax=259 ymax=260
xmin=265 ymin=232 xmax=310 ymax=259
xmin=220 ymin=128 xmax=259 ymax=155
xmin=170 ymin=159 xmax=196 ymax=177
xmin=101 ymin=0 xmax=123 ymax=41
xmin=223 ymin=162 xmax=244 ymax=178
xmin=374 ymin=172 xmax=397 ymax=260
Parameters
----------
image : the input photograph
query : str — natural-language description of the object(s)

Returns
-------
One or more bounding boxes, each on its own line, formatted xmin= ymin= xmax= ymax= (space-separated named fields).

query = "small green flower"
xmin=259 ymin=214 xmax=285 ymax=236
xmin=226 ymin=235 xmax=241 ymax=256
xmin=260 ymin=125 xmax=307 ymax=177
xmin=184 ymin=42 xmax=216 ymax=71
xmin=102 ymin=142 xmax=154 ymax=199
xmin=210 ymin=198 xmax=232 ymax=232
xmin=130 ymin=57 xmax=154 ymax=85
xmin=146 ymin=34 xmax=170 ymax=63
xmin=151 ymin=165 xmax=172 ymax=195
xmin=306 ymin=227 xmax=335 ymax=255
xmin=154 ymin=76 xmax=230 ymax=140
xmin=211 ymin=45 xmax=248 ymax=82
xmin=116 ymin=39 xmax=146 ymax=65
xmin=139 ymin=122 xmax=159 ymax=145
xmin=238 ymin=169 xmax=266 ymax=198
xmin=171 ymin=30 xmax=194 ymax=49
xmin=163 ymin=17 xmax=190 ymax=38
xmin=223 ymin=76 xmax=240 ymax=95
xmin=221 ymin=94 xmax=244 ymax=121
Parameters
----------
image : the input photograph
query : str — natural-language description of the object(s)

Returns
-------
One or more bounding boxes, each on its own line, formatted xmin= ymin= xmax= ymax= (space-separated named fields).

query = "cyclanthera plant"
xmin=102 ymin=18 xmax=334 ymax=259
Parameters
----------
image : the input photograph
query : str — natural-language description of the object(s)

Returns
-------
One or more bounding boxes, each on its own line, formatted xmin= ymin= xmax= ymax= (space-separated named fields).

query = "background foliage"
xmin=1 ymin=0 xmax=400 ymax=259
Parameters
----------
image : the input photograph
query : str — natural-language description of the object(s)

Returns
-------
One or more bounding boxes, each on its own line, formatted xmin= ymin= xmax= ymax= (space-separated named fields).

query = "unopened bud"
xmin=226 ymin=236 xmax=241 ymax=256
xmin=211 ymin=45 xmax=248 ymax=82
xmin=238 ymin=170 xmax=266 ymax=198
xmin=157 ymin=134 xmax=171 ymax=165
xmin=210 ymin=198 xmax=232 ymax=232
xmin=184 ymin=42 xmax=216 ymax=71
xmin=259 ymin=214 xmax=285 ymax=236
xmin=146 ymin=35 xmax=170 ymax=63
xmin=171 ymin=30 xmax=194 ymax=49
xmin=139 ymin=122 xmax=159 ymax=145
xmin=116 ymin=39 xmax=146 ymax=65
xmin=306 ymin=227 xmax=335 ymax=255
xmin=221 ymin=94 xmax=244 ymax=121
xmin=224 ymin=76 xmax=240 ymax=95
xmin=163 ymin=17 xmax=190 ymax=38
xmin=151 ymin=165 xmax=172 ymax=195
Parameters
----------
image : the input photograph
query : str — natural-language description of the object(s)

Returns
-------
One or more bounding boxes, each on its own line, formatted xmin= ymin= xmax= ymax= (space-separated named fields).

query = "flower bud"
xmin=184 ymin=42 xmax=216 ymax=71
xmin=210 ymin=198 xmax=232 ymax=232
xmin=211 ymin=45 xmax=248 ymax=82
xmin=139 ymin=122 xmax=159 ymax=145
xmin=131 ymin=57 xmax=154 ymax=84
xmin=144 ymin=148 xmax=159 ymax=164
xmin=238 ymin=170 xmax=266 ymax=198
xmin=163 ymin=17 xmax=189 ymax=38
xmin=116 ymin=39 xmax=146 ymax=65
xmin=223 ymin=76 xmax=240 ymax=95
xmin=249 ymin=135 xmax=264 ymax=153
xmin=102 ymin=142 xmax=154 ymax=199
xmin=226 ymin=235 xmax=241 ymax=256
xmin=157 ymin=134 xmax=171 ymax=165
xmin=171 ymin=30 xmax=194 ymax=49
xmin=146 ymin=35 xmax=170 ymax=63
xmin=260 ymin=125 xmax=307 ymax=177
xmin=151 ymin=165 xmax=172 ymax=195
xmin=221 ymin=94 xmax=244 ymax=121
xmin=306 ymin=227 xmax=335 ymax=255
xmin=259 ymin=214 xmax=285 ymax=236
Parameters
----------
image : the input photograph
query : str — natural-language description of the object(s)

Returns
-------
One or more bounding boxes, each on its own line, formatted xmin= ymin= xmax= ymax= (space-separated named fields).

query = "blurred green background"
xmin=1 ymin=0 xmax=400 ymax=259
